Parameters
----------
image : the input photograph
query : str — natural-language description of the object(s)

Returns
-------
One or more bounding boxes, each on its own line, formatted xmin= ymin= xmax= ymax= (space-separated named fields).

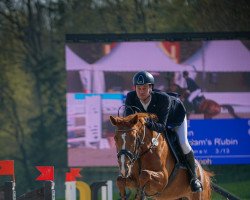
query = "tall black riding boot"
xmin=185 ymin=151 xmax=203 ymax=192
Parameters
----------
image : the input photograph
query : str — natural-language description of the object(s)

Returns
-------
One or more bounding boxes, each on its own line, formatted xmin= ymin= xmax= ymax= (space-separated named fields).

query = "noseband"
xmin=116 ymin=122 xmax=160 ymax=166
xmin=116 ymin=124 xmax=146 ymax=166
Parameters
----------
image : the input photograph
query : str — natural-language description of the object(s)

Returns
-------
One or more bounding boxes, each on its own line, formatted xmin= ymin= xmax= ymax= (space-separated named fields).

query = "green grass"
xmin=209 ymin=164 xmax=250 ymax=200
xmin=211 ymin=180 xmax=250 ymax=200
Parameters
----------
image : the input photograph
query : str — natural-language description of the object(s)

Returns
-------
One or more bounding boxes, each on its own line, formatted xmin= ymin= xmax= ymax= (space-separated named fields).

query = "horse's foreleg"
xmin=116 ymin=175 xmax=138 ymax=200
xmin=116 ymin=176 xmax=127 ymax=199
xmin=139 ymin=170 xmax=167 ymax=195
xmin=135 ymin=190 xmax=147 ymax=200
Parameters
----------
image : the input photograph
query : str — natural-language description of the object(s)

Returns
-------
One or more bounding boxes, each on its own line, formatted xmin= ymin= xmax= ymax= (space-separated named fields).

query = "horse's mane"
xmin=124 ymin=113 xmax=158 ymax=121
xmin=110 ymin=113 xmax=158 ymax=129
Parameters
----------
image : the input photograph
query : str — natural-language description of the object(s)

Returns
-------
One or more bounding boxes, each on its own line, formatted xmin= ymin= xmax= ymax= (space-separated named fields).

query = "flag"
xmin=70 ymin=168 xmax=82 ymax=178
xmin=65 ymin=168 xmax=82 ymax=182
xmin=36 ymin=166 xmax=54 ymax=181
xmin=65 ymin=172 xmax=75 ymax=182
xmin=0 ymin=160 xmax=14 ymax=175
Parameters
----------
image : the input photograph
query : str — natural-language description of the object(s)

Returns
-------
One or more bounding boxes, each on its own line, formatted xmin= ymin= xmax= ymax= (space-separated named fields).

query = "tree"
xmin=0 ymin=0 xmax=249 ymax=196
xmin=0 ymin=0 xmax=66 ymax=193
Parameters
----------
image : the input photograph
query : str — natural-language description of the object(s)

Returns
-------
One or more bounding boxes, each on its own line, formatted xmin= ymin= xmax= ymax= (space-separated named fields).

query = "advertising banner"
xmin=66 ymin=40 xmax=250 ymax=167
xmin=189 ymin=119 xmax=250 ymax=165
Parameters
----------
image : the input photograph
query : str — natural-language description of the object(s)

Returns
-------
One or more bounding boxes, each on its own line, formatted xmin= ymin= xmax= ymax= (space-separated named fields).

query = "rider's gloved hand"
xmin=145 ymin=118 xmax=154 ymax=129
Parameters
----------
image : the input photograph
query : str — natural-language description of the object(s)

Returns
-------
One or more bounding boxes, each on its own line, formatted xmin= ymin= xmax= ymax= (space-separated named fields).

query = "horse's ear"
xmin=110 ymin=116 xmax=117 ymax=126
xmin=129 ymin=115 xmax=138 ymax=125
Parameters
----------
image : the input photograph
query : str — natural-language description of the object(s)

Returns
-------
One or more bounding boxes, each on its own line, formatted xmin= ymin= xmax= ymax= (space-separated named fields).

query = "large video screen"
xmin=66 ymin=38 xmax=250 ymax=166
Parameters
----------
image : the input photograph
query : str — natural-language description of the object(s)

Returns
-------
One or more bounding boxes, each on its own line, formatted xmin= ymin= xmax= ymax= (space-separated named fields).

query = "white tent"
xmin=183 ymin=40 xmax=250 ymax=72
xmin=94 ymin=42 xmax=189 ymax=71
xmin=92 ymin=42 xmax=192 ymax=92
xmin=66 ymin=45 xmax=92 ymax=70
xmin=66 ymin=45 xmax=93 ymax=92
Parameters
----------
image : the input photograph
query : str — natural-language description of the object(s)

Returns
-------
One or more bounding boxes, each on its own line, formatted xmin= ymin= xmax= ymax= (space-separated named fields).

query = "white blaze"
xmin=120 ymin=133 xmax=126 ymax=176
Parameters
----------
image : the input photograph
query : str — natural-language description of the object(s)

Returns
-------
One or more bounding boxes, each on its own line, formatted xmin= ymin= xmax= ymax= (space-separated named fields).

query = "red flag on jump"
xmin=70 ymin=168 xmax=82 ymax=178
xmin=36 ymin=166 xmax=54 ymax=181
xmin=65 ymin=172 xmax=75 ymax=182
xmin=65 ymin=168 xmax=82 ymax=182
xmin=0 ymin=160 xmax=14 ymax=176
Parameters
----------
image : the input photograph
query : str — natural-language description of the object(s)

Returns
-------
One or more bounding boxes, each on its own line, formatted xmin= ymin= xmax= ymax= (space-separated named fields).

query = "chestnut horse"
xmin=168 ymin=83 xmax=240 ymax=119
xmin=110 ymin=113 xmax=213 ymax=200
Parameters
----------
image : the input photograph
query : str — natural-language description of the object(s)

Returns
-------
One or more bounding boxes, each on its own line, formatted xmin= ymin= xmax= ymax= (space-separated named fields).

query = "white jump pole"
xmin=65 ymin=181 xmax=76 ymax=200
xmin=107 ymin=180 xmax=113 ymax=200
xmin=101 ymin=186 xmax=107 ymax=200
xmin=101 ymin=180 xmax=112 ymax=200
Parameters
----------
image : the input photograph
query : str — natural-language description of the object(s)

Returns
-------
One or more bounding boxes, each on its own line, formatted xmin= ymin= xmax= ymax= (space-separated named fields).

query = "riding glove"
xmin=145 ymin=118 xmax=154 ymax=129
xmin=145 ymin=117 xmax=166 ymax=133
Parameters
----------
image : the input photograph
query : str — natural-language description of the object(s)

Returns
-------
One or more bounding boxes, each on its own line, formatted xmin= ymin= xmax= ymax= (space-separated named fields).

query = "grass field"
xmin=208 ymin=164 xmax=250 ymax=200
xmin=211 ymin=180 xmax=250 ymax=200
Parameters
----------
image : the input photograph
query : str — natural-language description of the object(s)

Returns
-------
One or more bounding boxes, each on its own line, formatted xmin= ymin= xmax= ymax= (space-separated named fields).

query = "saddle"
xmin=164 ymin=129 xmax=186 ymax=165
xmin=163 ymin=129 xmax=187 ymax=183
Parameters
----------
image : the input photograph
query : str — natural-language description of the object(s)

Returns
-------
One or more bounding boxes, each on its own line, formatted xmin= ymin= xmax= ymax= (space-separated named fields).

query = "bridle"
xmin=116 ymin=124 xmax=145 ymax=167
xmin=115 ymin=117 xmax=170 ymax=199
xmin=115 ymin=116 xmax=182 ymax=199
xmin=116 ymin=120 xmax=161 ymax=168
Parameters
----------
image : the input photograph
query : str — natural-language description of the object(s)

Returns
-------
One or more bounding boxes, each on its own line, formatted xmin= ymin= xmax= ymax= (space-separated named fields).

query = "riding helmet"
xmin=133 ymin=71 xmax=154 ymax=86
xmin=183 ymin=71 xmax=189 ymax=77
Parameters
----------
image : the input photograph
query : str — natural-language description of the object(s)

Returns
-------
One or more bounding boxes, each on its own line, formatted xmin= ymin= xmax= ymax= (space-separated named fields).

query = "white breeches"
xmin=188 ymin=89 xmax=202 ymax=102
xmin=174 ymin=116 xmax=192 ymax=154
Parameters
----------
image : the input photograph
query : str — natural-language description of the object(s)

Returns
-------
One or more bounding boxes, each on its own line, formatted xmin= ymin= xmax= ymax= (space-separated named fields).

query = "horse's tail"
xmin=203 ymin=170 xmax=214 ymax=199
xmin=221 ymin=104 xmax=241 ymax=119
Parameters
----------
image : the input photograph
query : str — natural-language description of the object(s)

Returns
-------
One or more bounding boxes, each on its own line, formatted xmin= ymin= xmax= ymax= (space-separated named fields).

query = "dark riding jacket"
xmin=185 ymin=77 xmax=200 ymax=92
xmin=125 ymin=90 xmax=186 ymax=133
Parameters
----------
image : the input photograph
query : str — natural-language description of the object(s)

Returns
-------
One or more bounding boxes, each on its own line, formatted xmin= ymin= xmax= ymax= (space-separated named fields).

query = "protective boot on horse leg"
xmin=175 ymin=116 xmax=203 ymax=192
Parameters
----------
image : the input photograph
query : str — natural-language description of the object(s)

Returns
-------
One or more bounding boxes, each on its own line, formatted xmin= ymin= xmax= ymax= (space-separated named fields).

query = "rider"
xmin=182 ymin=71 xmax=204 ymax=111
xmin=125 ymin=71 xmax=202 ymax=193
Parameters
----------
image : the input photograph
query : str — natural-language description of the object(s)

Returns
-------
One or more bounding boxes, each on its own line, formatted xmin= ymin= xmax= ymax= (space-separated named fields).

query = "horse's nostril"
xmin=120 ymin=165 xmax=130 ymax=178
xmin=120 ymin=168 xmax=126 ymax=177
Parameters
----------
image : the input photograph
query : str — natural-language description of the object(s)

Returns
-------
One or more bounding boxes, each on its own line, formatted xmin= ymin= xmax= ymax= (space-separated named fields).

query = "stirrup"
xmin=190 ymin=178 xmax=203 ymax=192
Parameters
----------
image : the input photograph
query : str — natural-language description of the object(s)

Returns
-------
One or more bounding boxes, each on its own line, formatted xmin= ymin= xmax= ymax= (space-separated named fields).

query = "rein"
xmin=116 ymin=123 xmax=146 ymax=165
xmin=116 ymin=120 xmax=161 ymax=168
xmin=115 ymin=118 xmax=177 ymax=199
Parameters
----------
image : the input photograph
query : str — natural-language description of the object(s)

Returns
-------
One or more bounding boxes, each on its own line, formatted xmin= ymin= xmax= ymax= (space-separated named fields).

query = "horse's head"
xmin=110 ymin=113 xmax=157 ymax=178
